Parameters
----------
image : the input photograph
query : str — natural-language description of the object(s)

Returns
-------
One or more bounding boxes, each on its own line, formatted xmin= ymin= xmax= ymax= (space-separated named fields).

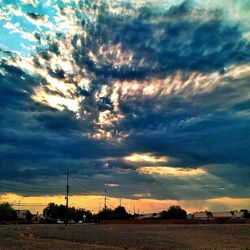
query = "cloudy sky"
xmin=0 ymin=0 xmax=250 ymax=213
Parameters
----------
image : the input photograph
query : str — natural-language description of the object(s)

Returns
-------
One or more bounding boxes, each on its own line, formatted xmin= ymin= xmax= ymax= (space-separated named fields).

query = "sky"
xmin=0 ymin=0 xmax=250 ymax=214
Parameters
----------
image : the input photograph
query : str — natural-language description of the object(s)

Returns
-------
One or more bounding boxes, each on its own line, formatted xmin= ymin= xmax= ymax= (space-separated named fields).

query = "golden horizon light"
xmin=1 ymin=193 xmax=250 ymax=215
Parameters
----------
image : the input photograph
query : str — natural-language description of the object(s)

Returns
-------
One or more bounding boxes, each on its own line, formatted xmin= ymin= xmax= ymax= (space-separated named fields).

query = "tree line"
xmin=1 ymin=202 xmax=250 ymax=223
xmin=43 ymin=204 xmax=188 ymax=222
xmin=43 ymin=203 xmax=93 ymax=222
xmin=43 ymin=203 xmax=130 ymax=222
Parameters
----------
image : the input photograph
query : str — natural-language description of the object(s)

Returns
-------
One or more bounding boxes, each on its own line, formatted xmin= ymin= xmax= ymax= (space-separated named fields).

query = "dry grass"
xmin=0 ymin=224 xmax=250 ymax=249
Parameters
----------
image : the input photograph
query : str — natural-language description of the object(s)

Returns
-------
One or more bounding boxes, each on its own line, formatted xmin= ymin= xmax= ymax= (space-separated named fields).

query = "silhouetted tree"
xmin=75 ymin=208 xmax=92 ymax=222
xmin=0 ymin=203 xmax=17 ymax=222
xmin=68 ymin=207 xmax=92 ymax=222
xmin=25 ymin=210 xmax=33 ymax=223
xmin=43 ymin=203 xmax=59 ymax=220
xmin=43 ymin=203 xmax=93 ymax=222
xmin=240 ymin=209 xmax=250 ymax=219
xmin=113 ymin=206 xmax=130 ymax=219
xmin=98 ymin=208 xmax=113 ymax=220
xmin=97 ymin=206 xmax=130 ymax=220
xmin=161 ymin=205 xmax=187 ymax=219
xmin=161 ymin=210 xmax=168 ymax=219
xmin=206 ymin=211 xmax=212 ymax=216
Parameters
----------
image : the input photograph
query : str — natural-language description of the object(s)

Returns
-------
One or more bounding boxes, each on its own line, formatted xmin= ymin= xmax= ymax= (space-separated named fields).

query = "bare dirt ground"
xmin=0 ymin=224 xmax=250 ymax=250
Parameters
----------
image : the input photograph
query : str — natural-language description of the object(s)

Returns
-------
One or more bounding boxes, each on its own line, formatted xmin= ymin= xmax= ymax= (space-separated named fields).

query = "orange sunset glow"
xmin=1 ymin=193 xmax=250 ymax=215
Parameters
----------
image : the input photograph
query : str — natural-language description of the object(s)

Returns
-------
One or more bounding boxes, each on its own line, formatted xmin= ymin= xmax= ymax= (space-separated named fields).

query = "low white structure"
xmin=232 ymin=211 xmax=244 ymax=219
xmin=136 ymin=213 xmax=161 ymax=220
xmin=212 ymin=212 xmax=233 ymax=219
xmin=193 ymin=212 xmax=209 ymax=220
xmin=16 ymin=210 xmax=30 ymax=220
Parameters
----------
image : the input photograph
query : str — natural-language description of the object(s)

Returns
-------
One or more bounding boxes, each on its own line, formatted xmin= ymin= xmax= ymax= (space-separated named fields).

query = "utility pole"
xmin=119 ymin=197 xmax=122 ymax=207
xmin=65 ymin=169 xmax=69 ymax=226
xmin=104 ymin=188 xmax=107 ymax=210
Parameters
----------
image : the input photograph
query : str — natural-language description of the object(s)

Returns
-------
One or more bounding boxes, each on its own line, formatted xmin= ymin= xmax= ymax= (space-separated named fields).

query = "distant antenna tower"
xmin=104 ymin=188 xmax=107 ymax=210
xmin=65 ymin=169 xmax=70 ymax=226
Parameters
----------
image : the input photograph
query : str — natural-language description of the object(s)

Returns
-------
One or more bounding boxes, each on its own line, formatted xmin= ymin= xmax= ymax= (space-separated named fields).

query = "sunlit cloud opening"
xmin=105 ymin=183 xmax=120 ymax=187
xmin=133 ymin=193 xmax=151 ymax=198
xmin=124 ymin=153 xmax=170 ymax=163
xmin=138 ymin=166 xmax=207 ymax=177
xmin=32 ymin=87 xmax=83 ymax=114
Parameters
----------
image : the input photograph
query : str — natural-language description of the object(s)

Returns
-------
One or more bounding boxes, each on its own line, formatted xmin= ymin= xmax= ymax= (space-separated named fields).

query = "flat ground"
xmin=0 ymin=224 xmax=250 ymax=250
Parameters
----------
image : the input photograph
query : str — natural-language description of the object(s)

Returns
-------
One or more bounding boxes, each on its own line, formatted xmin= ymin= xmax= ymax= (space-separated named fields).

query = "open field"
xmin=0 ymin=224 xmax=250 ymax=250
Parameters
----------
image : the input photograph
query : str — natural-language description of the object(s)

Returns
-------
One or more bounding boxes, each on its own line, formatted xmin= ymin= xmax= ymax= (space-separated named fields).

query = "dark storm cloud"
xmin=0 ymin=0 xmax=250 ymax=201
xmin=0 ymin=63 xmax=118 ymax=191
xmin=72 ymin=1 xmax=250 ymax=81
xmin=121 ymin=88 xmax=250 ymax=167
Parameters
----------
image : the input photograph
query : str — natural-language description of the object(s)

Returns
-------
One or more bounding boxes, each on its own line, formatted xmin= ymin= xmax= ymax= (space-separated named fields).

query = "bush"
xmin=0 ymin=203 xmax=17 ymax=221
xmin=161 ymin=205 xmax=187 ymax=219
xmin=240 ymin=209 xmax=250 ymax=219
xmin=97 ymin=206 xmax=130 ymax=220
xmin=43 ymin=203 xmax=93 ymax=222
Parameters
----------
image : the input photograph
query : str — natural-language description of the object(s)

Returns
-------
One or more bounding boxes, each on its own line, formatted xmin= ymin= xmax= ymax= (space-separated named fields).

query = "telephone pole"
xmin=119 ymin=197 xmax=122 ymax=207
xmin=65 ymin=169 xmax=69 ymax=226
xmin=104 ymin=188 xmax=107 ymax=210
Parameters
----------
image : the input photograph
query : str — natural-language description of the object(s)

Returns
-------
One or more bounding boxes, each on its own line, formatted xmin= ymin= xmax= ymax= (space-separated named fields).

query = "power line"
xmin=69 ymin=176 xmax=103 ymax=192
xmin=69 ymin=176 xmax=106 ymax=207
xmin=12 ymin=203 xmax=48 ymax=206
xmin=64 ymin=180 xmax=104 ymax=212
xmin=68 ymin=178 xmax=93 ymax=192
